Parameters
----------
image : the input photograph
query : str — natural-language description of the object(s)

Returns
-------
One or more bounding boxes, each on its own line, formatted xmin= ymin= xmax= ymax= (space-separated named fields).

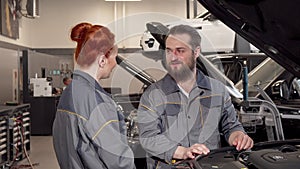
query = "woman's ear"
xmin=98 ymin=55 xmax=107 ymax=68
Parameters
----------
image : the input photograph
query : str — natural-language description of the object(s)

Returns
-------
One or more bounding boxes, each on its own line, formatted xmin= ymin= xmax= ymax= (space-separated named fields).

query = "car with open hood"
xmin=168 ymin=0 xmax=300 ymax=168
xmin=196 ymin=0 xmax=300 ymax=138
xmin=197 ymin=0 xmax=300 ymax=78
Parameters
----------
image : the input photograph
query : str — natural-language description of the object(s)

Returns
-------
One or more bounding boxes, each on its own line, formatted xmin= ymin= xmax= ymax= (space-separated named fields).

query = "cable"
xmin=11 ymin=144 xmax=20 ymax=166
xmin=18 ymin=125 xmax=34 ymax=169
xmin=10 ymin=116 xmax=22 ymax=167
xmin=10 ymin=115 xmax=36 ymax=169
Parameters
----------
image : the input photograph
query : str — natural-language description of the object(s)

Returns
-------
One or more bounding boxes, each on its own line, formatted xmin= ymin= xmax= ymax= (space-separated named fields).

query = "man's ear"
xmin=194 ymin=46 xmax=201 ymax=59
xmin=98 ymin=55 xmax=107 ymax=68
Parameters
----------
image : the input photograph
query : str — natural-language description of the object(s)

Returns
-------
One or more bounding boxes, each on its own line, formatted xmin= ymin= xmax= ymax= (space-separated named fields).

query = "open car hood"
xmin=197 ymin=0 xmax=300 ymax=77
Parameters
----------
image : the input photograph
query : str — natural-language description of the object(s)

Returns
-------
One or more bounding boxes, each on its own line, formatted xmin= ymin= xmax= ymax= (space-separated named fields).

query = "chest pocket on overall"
xmin=200 ymin=95 xmax=223 ymax=115
xmin=159 ymin=103 xmax=181 ymax=131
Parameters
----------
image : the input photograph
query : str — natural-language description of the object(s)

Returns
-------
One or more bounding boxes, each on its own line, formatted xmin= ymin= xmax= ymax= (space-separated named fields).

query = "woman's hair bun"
xmin=70 ymin=22 xmax=93 ymax=42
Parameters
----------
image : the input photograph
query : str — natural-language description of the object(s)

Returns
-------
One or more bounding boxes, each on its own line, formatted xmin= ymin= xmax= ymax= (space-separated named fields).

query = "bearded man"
xmin=137 ymin=24 xmax=253 ymax=169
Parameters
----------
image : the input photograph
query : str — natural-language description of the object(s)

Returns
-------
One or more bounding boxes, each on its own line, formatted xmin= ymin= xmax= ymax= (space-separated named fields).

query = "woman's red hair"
xmin=70 ymin=22 xmax=115 ymax=67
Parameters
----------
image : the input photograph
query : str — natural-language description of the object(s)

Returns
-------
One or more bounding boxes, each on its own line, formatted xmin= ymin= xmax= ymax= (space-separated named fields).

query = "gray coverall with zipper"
xmin=53 ymin=70 xmax=135 ymax=169
xmin=137 ymin=70 xmax=245 ymax=169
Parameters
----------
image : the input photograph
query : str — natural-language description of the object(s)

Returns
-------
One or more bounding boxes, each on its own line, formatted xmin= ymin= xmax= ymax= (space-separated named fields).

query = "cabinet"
xmin=28 ymin=96 xmax=59 ymax=135
xmin=0 ymin=116 xmax=8 ymax=167
xmin=0 ymin=104 xmax=30 ymax=168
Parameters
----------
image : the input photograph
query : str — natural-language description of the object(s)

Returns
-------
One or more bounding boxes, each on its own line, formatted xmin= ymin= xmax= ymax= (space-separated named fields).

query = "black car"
xmin=197 ymin=0 xmax=300 ymax=77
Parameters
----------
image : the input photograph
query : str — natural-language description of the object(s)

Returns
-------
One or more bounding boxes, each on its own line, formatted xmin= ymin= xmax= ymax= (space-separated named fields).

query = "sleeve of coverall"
xmin=137 ymin=88 xmax=179 ymax=163
xmin=219 ymin=90 xmax=245 ymax=142
xmin=84 ymin=102 xmax=136 ymax=169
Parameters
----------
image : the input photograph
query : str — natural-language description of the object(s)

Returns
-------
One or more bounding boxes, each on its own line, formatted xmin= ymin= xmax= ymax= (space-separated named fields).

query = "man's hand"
xmin=173 ymin=144 xmax=210 ymax=160
xmin=229 ymin=131 xmax=254 ymax=151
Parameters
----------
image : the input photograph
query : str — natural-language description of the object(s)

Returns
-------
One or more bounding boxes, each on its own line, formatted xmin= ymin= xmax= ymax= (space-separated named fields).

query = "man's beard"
xmin=165 ymin=57 xmax=195 ymax=82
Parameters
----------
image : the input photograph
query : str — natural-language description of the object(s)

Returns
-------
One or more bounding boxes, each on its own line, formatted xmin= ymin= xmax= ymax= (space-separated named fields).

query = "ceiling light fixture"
xmin=105 ymin=0 xmax=141 ymax=1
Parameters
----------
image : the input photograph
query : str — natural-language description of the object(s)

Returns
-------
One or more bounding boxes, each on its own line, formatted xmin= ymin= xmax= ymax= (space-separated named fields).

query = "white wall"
xmin=0 ymin=18 xmax=33 ymax=47
xmin=0 ymin=48 xmax=19 ymax=103
xmin=0 ymin=0 xmax=204 ymax=49
xmin=0 ymin=0 xmax=205 ymax=101
xmin=28 ymin=50 xmax=73 ymax=88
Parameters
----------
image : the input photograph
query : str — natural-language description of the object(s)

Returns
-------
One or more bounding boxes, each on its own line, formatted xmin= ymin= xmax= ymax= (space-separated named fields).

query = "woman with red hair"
xmin=53 ymin=22 xmax=136 ymax=169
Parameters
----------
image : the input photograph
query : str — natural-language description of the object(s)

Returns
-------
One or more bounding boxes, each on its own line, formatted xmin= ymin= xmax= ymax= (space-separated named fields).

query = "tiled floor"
xmin=13 ymin=136 xmax=147 ymax=169
xmin=15 ymin=136 xmax=59 ymax=169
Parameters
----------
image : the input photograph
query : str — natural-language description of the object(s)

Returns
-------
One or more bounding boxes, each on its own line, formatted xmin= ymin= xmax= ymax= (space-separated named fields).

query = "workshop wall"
xmin=0 ymin=0 xmax=205 ymax=49
xmin=0 ymin=47 xmax=19 ymax=103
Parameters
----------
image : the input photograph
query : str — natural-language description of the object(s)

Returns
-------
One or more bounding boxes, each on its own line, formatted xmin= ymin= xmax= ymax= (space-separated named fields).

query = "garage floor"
xmin=15 ymin=136 xmax=59 ymax=169
xmin=13 ymin=136 xmax=147 ymax=169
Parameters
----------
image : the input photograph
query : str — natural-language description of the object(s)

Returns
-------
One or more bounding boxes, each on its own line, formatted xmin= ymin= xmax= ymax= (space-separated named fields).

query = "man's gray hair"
xmin=166 ymin=24 xmax=201 ymax=50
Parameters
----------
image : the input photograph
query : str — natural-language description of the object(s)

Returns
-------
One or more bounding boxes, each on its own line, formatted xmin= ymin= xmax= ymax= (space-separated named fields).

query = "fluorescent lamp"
xmin=105 ymin=0 xmax=141 ymax=1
